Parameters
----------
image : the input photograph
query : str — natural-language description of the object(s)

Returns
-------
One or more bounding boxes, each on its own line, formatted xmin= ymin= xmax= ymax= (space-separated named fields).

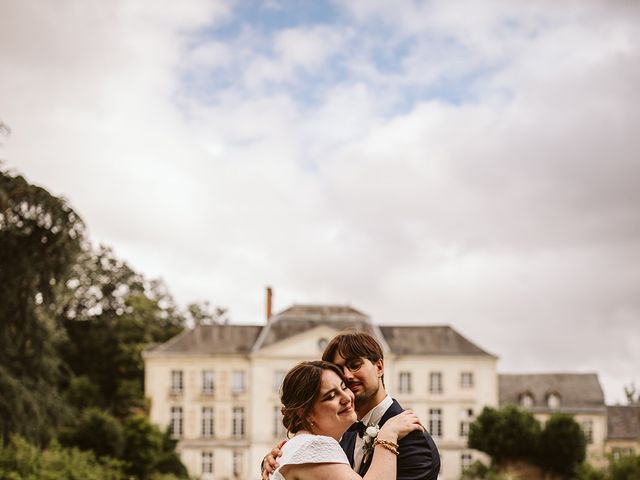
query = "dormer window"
xmin=547 ymin=392 xmax=561 ymax=409
xmin=519 ymin=392 xmax=534 ymax=408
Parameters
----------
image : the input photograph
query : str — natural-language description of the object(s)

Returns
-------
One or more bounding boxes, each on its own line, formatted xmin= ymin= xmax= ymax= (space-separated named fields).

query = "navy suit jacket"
xmin=340 ymin=399 xmax=440 ymax=480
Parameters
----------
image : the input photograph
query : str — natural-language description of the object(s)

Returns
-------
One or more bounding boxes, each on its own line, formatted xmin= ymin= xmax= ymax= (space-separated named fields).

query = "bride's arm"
xmin=281 ymin=462 xmax=364 ymax=480
xmin=283 ymin=411 xmax=422 ymax=480
xmin=282 ymin=443 xmax=398 ymax=480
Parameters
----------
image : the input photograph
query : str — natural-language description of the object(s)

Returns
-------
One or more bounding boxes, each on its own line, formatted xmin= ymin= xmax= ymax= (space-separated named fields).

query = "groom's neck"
xmin=355 ymin=387 xmax=388 ymax=419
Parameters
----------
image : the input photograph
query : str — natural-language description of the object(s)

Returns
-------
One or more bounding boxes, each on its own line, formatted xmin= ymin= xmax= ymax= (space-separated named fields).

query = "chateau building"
xmin=143 ymin=303 xmax=498 ymax=480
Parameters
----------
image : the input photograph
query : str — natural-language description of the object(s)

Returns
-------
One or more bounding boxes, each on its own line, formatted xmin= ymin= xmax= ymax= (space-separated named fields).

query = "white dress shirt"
xmin=353 ymin=395 xmax=393 ymax=471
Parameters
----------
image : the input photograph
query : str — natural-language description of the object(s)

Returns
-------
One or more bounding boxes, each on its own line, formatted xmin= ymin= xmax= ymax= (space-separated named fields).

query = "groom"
xmin=262 ymin=330 xmax=440 ymax=480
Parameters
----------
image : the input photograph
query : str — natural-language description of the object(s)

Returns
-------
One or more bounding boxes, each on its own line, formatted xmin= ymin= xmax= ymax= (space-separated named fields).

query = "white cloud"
xmin=1 ymin=0 xmax=639 ymax=403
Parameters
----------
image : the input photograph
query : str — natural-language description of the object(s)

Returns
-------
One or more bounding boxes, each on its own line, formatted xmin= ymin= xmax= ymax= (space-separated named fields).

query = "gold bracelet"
xmin=373 ymin=438 xmax=399 ymax=455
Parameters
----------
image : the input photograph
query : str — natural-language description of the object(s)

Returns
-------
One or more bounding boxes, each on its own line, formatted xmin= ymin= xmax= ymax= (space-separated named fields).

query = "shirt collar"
xmin=359 ymin=395 xmax=392 ymax=426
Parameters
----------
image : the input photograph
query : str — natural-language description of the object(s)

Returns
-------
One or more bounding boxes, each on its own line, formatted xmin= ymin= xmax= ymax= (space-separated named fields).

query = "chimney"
xmin=266 ymin=286 xmax=273 ymax=322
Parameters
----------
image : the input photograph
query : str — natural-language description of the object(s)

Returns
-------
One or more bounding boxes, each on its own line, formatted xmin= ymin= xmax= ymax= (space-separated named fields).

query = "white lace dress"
xmin=270 ymin=434 xmax=349 ymax=480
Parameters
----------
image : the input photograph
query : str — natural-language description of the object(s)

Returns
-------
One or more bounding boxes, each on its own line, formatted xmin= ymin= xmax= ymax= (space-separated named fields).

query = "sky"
xmin=1 ymin=0 xmax=639 ymax=404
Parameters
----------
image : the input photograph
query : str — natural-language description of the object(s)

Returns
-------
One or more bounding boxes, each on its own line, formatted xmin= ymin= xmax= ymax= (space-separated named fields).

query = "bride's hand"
xmin=377 ymin=410 xmax=424 ymax=442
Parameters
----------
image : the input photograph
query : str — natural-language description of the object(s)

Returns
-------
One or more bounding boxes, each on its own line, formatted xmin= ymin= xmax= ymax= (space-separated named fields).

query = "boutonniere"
xmin=361 ymin=424 xmax=380 ymax=463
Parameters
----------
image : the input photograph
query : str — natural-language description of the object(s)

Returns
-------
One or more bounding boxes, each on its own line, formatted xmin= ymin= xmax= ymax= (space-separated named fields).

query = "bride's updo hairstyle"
xmin=280 ymin=360 xmax=346 ymax=436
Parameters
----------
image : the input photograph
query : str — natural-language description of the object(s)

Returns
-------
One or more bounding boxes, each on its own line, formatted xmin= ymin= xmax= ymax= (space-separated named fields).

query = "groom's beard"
xmin=353 ymin=382 xmax=380 ymax=412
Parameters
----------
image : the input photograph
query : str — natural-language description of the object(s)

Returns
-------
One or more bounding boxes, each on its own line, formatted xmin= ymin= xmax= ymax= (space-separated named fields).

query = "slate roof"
xmin=607 ymin=405 xmax=640 ymax=440
xmin=499 ymin=373 xmax=605 ymax=411
xmin=253 ymin=304 xmax=379 ymax=351
xmin=146 ymin=304 xmax=495 ymax=358
xmin=144 ymin=324 xmax=262 ymax=356
xmin=379 ymin=326 xmax=495 ymax=356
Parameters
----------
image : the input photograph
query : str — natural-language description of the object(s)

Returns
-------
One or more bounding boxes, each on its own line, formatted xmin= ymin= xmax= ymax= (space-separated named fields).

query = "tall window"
xmin=232 ymin=371 xmax=246 ymax=394
xmin=202 ymin=370 xmax=215 ymax=395
xmin=232 ymin=407 xmax=245 ymax=438
xmin=460 ymin=372 xmax=474 ymax=388
xmin=429 ymin=408 xmax=442 ymax=437
xmin=233 ymin=450 xmax=243 ymax=478
xmin=201 ymin=407 xmax=214 ymax=437
xmin=273 ymin=405 xmax=285 ymax=437
xmin=398 ymin=372 xmax=412 ymax=393
xmin=461 ymin=453 xmax=473 ymax=470
xmin=170 ymin=370 xmax=183 ymax=394
xmin=430 ymin=372 xmax=443 ymax=393
xmin=170 ymin=406 xmax=183 ymax=438
xmin=273 ymin=370 xmax=285 ymax=392
xmin=201 ymin=451 xmax=214 ymax=474
xmin=459 ymin=408 xmax=474 ymax=437
xmin=581 ymin=420 xmax=593 ymax=444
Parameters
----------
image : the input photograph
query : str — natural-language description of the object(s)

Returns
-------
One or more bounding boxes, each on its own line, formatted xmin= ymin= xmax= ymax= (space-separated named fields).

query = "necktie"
xmin=348 ymin=421 xmax=366 ymax=437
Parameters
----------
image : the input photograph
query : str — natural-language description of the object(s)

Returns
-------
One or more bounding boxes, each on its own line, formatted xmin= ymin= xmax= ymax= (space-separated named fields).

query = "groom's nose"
xmin=339 ymin=390 xmax=351 ymax=403
xmin=341 ymin=366 xmax=355 ymax=381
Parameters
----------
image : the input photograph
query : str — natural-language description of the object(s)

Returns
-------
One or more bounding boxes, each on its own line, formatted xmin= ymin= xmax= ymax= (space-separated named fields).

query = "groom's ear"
xmin=375 ymin=359 xmax=384 ymax=377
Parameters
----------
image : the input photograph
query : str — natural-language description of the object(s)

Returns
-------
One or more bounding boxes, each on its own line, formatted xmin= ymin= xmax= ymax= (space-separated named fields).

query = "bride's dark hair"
xmin=280 ymin=360 xmax=346 ymax=435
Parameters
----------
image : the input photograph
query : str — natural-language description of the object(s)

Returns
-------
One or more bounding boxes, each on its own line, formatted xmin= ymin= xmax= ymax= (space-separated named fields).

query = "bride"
xmin=269 ymin=360 xmax=423 ymax=480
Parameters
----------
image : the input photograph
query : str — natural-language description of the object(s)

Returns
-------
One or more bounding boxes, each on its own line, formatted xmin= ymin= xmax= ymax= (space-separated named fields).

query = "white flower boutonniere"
xmin=361 ymin=424 xmax=380 ymax=464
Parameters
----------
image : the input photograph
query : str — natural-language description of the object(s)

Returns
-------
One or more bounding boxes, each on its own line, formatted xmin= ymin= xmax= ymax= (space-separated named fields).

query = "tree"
xmin=186 ymin=300 xmax=229 ymax=326
xmin=59 ymin=245 xmax=185 ymax=416
xmin=0 ymin=167 xmax=85 ymax=445
xmin=468 ymin=406 xmax=541 ymax=467
xmin=623 ymin=383 xmax=639 ymax=405
xmin=121 ymin=415 xmax=188 ymax=479
xmin=537 ymin=414 xmax=586 ymax=477
xmin=60 ymin=408 xmax=125 ymax=460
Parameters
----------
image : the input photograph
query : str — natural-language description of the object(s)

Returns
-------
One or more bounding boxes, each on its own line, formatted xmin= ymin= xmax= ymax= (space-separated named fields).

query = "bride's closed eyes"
xmin=322 ymin=383 xmax=349 ymax=401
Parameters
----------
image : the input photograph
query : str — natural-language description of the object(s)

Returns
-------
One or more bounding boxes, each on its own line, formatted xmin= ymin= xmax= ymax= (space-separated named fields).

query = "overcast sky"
xmin=1 ymin=0 xmax=639 ymax=404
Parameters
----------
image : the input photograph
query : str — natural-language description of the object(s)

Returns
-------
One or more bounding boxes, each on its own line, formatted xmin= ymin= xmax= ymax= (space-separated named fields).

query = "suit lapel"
xmin=340 ymin=431 xmax=357 ymax=468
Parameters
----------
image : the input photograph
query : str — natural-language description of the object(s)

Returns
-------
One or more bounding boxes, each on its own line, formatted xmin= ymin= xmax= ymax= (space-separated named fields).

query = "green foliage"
xmin=0 ymin=168 xmax=84 ymax=444
xmin=0 ymin=366 xmax=74 ymax=447
xmin=575 ymin=462 xmax=607 ymax=480
xmin=64 ymin=376 xmax=102 ymax=411
xmin=0 ymin=435 xmax=125 ymax=480
xmin=623 ymin=383 xmax=639 ymax=405
xmin=186 ymin=301 xmax=229 ymax=325
xmin=0 ymin=168 xmax=84 ymax=378
xmin=468 ymin=406 xmax=541 ymax=465
xmin=60 ymin=408 xmax=124 ymax=460
xmin=574 ymin=454 xmax=640 ymax=480
xmin=121 ymin=415 xmax=188 ymax=479
xmin=608 ymin=453 xmax=640 ymax=480
xmin=60 ymin=246 xmax=185 ymax=417
xmin=0 ymin=167 xmax=192 ymax=477
xmin=461 ymin=460 xmax=508 ymax=479
xmin=537 ymin=414 xmax=586 ymax=476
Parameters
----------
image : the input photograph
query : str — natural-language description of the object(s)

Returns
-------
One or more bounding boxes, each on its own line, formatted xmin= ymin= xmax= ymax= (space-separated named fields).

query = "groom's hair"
xmin=321 ymin=330 xmax=384 ymax=364
xmin=280 ymin=360 xmax=346 ymax=436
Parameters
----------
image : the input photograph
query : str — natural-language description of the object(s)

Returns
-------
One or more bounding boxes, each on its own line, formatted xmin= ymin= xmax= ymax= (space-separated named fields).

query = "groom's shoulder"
xmin=389 ymin=398 xmax=440 ymax=480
